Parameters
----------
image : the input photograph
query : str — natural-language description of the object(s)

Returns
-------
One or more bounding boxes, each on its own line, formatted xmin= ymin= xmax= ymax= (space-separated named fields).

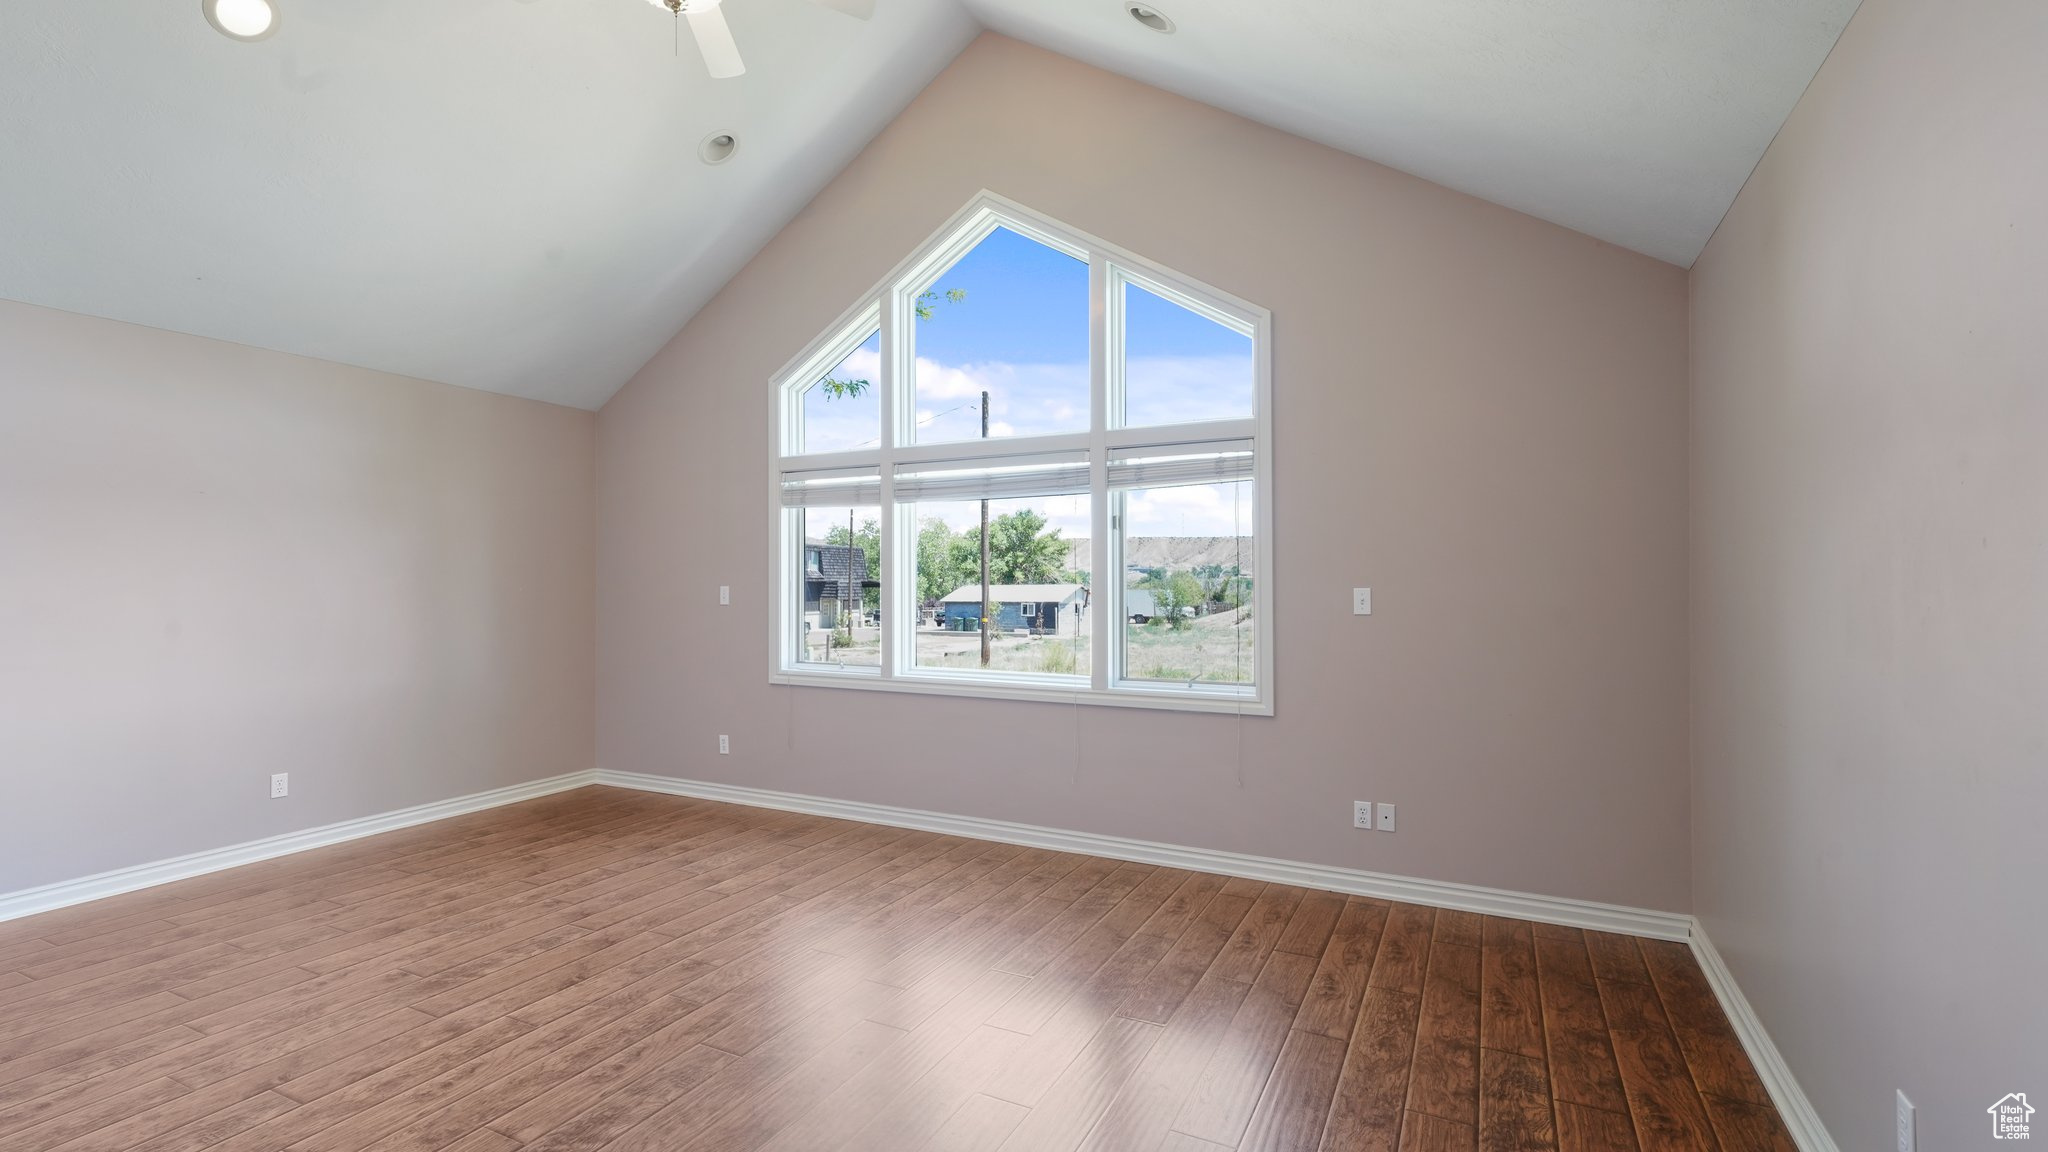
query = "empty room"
xmin=1 ymin=0 xmax=2040 ymax=1149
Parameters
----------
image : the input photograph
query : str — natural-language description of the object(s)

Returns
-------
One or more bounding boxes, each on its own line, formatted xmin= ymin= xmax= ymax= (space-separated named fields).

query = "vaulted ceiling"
xmin=965 ymin=0 xmax=1861 ymax=267
xmin=0 ymin=0 xmax=1857 ymax=410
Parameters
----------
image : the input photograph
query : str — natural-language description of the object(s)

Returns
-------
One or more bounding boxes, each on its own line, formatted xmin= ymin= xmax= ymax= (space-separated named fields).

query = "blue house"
xmin=939 ymin=583 xmax=1085 ymax=635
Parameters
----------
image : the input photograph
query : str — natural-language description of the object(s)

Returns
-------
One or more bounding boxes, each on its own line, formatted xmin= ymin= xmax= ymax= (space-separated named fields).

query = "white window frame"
xmin=768 ymin=191 xmax=1275 ymax=715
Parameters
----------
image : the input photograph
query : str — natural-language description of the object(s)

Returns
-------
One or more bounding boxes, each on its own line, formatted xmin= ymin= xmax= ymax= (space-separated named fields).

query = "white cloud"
xmin=912 ymin=358 xmax=1089 ymax=442
xmin=838 ymin=346 xmax=882 ymax=380
xmin=1126 ymin=480 xmax=1253 ymax=537
xmin=1125 ymin=354 xmax=1254 ymax=425
xmin=912 ymin=357 xmax=992 ymax=401
xmin=797 ymin=344 xmax=883 ymax=453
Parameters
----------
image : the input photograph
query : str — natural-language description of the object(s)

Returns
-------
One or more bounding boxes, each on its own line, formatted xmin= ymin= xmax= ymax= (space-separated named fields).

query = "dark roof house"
xmin=804 ymin=537 xmax=872 ymax=589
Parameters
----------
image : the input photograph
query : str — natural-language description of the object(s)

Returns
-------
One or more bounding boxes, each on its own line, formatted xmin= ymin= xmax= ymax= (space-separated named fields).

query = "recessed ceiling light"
xmin=699 ymin=131 xmax=739 ymax=165
xmin=1126 ymin=3 xmax=1174 ymax=34
xmin=202 ymin=0 xmax=279 ymax=42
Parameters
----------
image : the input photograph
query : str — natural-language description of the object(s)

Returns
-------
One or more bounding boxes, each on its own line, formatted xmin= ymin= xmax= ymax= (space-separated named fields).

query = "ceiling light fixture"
xmin=1125 ymin=3 xmax=1174 ymax=33
xmin=202 ymin=0 xmax=279 ymax=41
xmin=699 ymin=131 xmax=740 ymax=165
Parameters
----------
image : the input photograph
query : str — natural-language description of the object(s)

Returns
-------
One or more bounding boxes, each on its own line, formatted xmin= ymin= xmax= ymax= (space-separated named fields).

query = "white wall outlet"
xmin=1896 ymin=1090 xmax=1915 ymax=1152
xmin=1353 ymin=800 xmax=1374 ymax=829
xmin=718 ymin=734 xmax=730 ymax=755
xmin=270 ymin=773 xmax=289 ymax=799
xmin=719 ymin=585 xmax=730 ymax=605
xmin=1376 ymin=802 xmax=1396 ymax=832
xmin=1352 ymin=587 xmax=1372 ymax=615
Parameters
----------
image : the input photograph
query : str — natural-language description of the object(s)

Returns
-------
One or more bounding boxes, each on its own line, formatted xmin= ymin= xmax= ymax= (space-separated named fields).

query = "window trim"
xmin=767 ymin=190 xmax=1274 ymax=716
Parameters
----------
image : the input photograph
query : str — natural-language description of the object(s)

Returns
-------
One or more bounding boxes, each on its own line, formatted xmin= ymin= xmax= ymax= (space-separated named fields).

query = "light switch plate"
xmin=1352 ymin=587 xmax=1372 ymax=615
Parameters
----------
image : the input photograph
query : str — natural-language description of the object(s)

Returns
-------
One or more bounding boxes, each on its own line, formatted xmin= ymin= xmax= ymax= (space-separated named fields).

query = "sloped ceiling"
xmin=968 ymin=0 xmax=1861 ymax=267
xmin=0 ymin=0 xmax=978 ymax=410
xmin=0 ymin=0 xmax=1855 ymax=409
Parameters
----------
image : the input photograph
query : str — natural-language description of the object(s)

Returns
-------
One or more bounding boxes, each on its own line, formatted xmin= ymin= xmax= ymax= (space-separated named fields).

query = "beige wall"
xmin=1689 ymin=0 xmax=2048 ymax=1147
xmin=0 ymin=300 xmax=596 ymax=893
xmin=598 ymin=35 xmax=1692 ymax=912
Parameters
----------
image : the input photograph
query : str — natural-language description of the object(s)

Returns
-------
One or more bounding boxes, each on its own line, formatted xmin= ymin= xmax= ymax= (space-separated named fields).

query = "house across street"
xmin=938 ymin=583 xmax=1086 ymax=635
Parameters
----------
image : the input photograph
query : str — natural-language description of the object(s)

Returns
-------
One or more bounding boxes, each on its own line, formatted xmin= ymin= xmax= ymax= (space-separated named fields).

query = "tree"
xmin=915 ymin=287 xmax=969 ymax=321
xmin=1140 ymin=568 xmax=1206 ymax=630
xmin=822 ymin=519 xmax=880 ymax=616
xmin=945 ymin=529 xmax=984 ymax=596
xmin=1194 ymin=563 xmax=1249 ymax=610
xmin=986 ymin=510 xmax=1068 ymax=585
xmin=819 ymin=289 xmax=965 ymax=398
xmin=915 ymin=518 xmax=962 ymax=607
xmin=931 ymin=510 xmax=1066 ymax=600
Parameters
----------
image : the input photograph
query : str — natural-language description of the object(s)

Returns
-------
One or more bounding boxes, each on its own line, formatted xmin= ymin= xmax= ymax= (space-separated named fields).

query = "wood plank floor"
xmin=0 ymin=787 xmax=1796 ymax=1151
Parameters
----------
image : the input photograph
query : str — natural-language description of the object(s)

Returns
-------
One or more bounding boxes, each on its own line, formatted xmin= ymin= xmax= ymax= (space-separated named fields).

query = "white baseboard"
xmin=0 ymin=763 xmax=1832 ymax=1152
xmin=592 ymin=769 xmax=1692 ymax=941
xmin=1688 ymin=919 xmax=1839 ymax=1152
xmin=0 ymin=769 xmax=598 ymax=924
xmin=608 ymin=770 xmax=1835 ymax=1147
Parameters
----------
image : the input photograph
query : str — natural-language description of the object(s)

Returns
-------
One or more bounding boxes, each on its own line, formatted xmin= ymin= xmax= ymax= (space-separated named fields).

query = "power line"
xmin=849 ymin=398 xmax=982 ymax=450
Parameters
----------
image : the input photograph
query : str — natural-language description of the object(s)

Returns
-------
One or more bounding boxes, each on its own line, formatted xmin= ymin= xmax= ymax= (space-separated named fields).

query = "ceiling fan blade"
xmin=807 ymin=0 xmax=875 ymax=19
xmin=686 ymin=6 xmax=745 ymax=78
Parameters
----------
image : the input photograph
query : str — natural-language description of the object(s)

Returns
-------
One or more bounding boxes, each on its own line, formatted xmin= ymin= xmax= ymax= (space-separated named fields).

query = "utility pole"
xmin=979 ymin=389 xmax=991 ymax=668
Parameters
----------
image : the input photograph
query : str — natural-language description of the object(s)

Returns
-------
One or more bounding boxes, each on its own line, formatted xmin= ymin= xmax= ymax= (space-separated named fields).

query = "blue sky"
xmin=912 ymin=226 xmax=1253 ymax=442
xmin=913 ymin=227 xmax=1088 ymax=442
xmin=799 ymin=331 xmax=881 ymax=454
xmin=798 ymin=226 xmax=1256 ymax=533
xmin=915 ymin=227 xmax=1088 ymax=366
xmin=1123 ymin=281 xmax=1253 ymax=427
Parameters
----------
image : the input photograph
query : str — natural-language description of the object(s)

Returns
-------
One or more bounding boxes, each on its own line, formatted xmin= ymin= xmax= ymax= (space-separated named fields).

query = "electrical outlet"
xmin=1376 ymin=802 xmax=1396 ymax=832
xmin=1896 ymin=1090 xmax=1914 ymax=1152
xmin=270 ymin=773 xmax=289 ymax=799
xmin=719 ymin=586 xmax=730 ymax=605
xmin=1353 ymin=800 xmax=1374 ymax=829
xmin=718 ymin=735 xmax=730 ymax=755
xmin=1352 ymin=587 xmax=1372 ymax=615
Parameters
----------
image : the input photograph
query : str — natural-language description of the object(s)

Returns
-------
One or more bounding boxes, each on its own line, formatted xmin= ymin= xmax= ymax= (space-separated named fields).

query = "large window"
xmin=771 ymin=194 xmax=1272 ymax=713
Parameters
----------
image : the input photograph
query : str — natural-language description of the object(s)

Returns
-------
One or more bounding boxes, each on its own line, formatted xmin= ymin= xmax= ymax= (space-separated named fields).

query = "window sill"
xmin=768 ymin=667 xmax=1271 ymax=716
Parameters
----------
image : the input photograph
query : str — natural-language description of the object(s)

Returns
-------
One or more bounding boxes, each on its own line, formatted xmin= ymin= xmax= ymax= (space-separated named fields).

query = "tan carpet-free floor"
xmin=0 ymin=787 xmax=1794 ymax=1151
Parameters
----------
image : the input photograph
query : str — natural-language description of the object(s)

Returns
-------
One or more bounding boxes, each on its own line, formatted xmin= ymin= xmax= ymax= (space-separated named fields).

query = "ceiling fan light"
xmin=203 ymin=0 xmax=278 ymax=41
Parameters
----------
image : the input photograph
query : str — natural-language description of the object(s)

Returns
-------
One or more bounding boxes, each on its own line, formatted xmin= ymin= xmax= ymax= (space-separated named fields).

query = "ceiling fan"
xmin=647 ymin=0 xmax=875 ymax=79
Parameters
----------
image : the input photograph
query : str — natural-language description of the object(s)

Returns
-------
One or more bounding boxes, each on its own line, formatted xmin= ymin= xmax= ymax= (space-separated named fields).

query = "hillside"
xmin=1059 ymin=536 xmax=1256 ymax=577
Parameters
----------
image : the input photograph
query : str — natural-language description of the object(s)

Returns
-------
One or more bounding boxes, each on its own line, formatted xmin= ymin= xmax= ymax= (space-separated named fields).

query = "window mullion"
xmin=1089 ymin=251 xmax=1111 ymax=694
xmin=878 ymin=290 xmax=903 ymax=681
